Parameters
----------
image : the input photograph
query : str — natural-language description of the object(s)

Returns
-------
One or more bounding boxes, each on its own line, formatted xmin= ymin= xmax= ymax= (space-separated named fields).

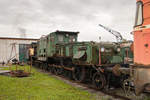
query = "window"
xmin=50 ymin=36 xmax=54 ymax=42
xmin=44 ymin=49 xmax=46 ymax=53
xmin=135 ymin=1 xmax=143 ymax=26
xmin=69 ymin=36 xmax=75 ymax=42
xmin=58 ymin=35 xmax=64 ymax=42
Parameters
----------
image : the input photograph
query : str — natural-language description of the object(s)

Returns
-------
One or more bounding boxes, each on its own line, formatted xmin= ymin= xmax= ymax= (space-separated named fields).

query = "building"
xmin=0 ymin=37 xmax=39 ymax=64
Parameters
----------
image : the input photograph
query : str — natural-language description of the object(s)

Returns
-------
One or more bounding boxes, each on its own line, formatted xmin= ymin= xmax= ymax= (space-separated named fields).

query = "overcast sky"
xmin=0 ymin=0 xmax=136 ymax=42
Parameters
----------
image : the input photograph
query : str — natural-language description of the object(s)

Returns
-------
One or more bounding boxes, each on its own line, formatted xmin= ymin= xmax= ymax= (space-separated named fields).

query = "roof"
xmin=55 ymin=30 xmax=79 ymax=34
xmin=0 ymin=37 xmax=39 ymax=41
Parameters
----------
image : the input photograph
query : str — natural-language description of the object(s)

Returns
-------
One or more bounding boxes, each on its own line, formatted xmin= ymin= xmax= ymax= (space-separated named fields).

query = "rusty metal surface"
xmin=48 ymin=64 xmax=74 ymax=71
xmin=112 ymin=64 xmax=121 ymax=76
xmin=10 ymin=70 xmax=30 ymax=77
xmin=62 ymin=67 xmax=74 ymax=71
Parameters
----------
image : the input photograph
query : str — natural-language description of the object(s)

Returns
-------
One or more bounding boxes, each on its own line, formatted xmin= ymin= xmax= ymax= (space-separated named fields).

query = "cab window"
xmin=135 ymin=1 xmax=143 ymax=26
xmin=69 ymin=36 xmax=75 ymax=42
xmin=58 ymin=35 xmax=64 ymax=42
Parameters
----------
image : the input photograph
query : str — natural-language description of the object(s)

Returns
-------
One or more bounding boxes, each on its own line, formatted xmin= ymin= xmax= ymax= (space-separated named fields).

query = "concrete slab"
xmin=0 ymin=66 xmax=9 ymax=67
xmin=0 ymin=70 xmax=10 ymax=74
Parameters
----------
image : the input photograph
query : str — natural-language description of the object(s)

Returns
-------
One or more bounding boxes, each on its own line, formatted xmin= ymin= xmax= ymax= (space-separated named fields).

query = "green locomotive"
xmin=31 ymin=30 xmax=133 ymax=90
xmin=71 ymin=41 xmax=133 ymax=89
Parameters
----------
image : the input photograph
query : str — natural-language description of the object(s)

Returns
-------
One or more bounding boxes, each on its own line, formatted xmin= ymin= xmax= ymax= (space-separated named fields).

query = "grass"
xmin=0 ymin=65 xmax=96 ymax=100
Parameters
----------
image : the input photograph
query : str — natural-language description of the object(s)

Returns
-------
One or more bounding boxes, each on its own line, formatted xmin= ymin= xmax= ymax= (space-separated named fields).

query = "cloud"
xmin=0 ymin=0 xmax=135 ymax=41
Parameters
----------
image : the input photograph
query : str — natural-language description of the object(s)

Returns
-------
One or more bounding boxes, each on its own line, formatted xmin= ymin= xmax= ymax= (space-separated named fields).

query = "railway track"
xmin=37 ymin=68 xmax=135 ymax=100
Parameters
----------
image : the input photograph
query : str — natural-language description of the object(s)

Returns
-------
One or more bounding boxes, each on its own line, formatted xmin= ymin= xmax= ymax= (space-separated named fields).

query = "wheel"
xmin=92 ymin=72 xmax=106 ymax=90
xmin=36 ymin=62 xmax=40 ymax=68
xmin=35 ymin=62 xmax=38 ymax=68
xmin=43 ymin=63 xmax=47 ymax=71
xmin=68 ymin=70 xmax=73 ymax=80
xmin=122 ymin=79 xmax=134 ymax=96
xmin=45 ymin=63 xmax=49 ymax=71
xmin=63 ymin=69 xmax=73 ymax=79
xmin=54 ymin=67 xmax=63 ymax=75
xmin=41 ymin=63 xmax=45 ymax=70
xmin=39 ymin=63 xmax=43 ymax=69
xmin=49 ymin=66 xmax=55 ymax=74
xmin=73 ymin=67 xmax=86 ymax=82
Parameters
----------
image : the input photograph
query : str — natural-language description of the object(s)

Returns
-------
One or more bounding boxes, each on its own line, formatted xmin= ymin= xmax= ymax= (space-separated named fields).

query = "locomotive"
xmin=29 ymin=30 xmax=133 ymax=90
xmin=28 ymin=0 xmax=150 ymax=95
xmin=132 ymin=0 xmax=150 ymax=95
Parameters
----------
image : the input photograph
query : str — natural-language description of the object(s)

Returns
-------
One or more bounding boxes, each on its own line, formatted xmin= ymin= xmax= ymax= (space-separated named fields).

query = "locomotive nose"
xmin=145 ymin=84 xmax=150 ymax=92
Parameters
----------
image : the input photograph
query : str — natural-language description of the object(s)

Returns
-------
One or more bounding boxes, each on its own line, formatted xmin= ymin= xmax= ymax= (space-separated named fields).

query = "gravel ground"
xmin=46 ymin=72 xmax=126 ymax=100
xmin=43 ymin=71 xmax=150 ymax=100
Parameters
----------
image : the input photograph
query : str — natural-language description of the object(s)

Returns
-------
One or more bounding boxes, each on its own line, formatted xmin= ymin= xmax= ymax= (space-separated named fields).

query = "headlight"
xmin=101 ymin=47 xmax=105 ymax=52
xmin=117 ymin=48 xmax=121 ymax=52
xmin=66 ymin=34 xmax=69 ymax=37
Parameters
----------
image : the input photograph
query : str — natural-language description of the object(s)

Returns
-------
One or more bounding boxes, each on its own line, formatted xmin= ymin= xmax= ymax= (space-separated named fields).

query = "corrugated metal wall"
xmin=0 ymin=39 xmax=37 ymax=63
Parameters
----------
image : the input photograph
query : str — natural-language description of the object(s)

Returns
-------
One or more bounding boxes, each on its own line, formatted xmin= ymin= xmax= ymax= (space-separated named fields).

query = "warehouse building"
xmin=0 ymin=37 xmax=39 ymax=64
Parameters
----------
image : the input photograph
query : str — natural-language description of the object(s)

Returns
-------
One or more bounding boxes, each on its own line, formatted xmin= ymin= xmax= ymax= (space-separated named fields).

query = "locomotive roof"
xmin=54 ymin=30 xmax=79 ymax=34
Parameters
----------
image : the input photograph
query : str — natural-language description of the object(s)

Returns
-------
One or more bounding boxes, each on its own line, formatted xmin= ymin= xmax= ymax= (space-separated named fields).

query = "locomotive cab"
xmin=133 ymin=0 xmax=150 ymax=95
xmin=47 ymin=31 xmax=79 ymax=57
